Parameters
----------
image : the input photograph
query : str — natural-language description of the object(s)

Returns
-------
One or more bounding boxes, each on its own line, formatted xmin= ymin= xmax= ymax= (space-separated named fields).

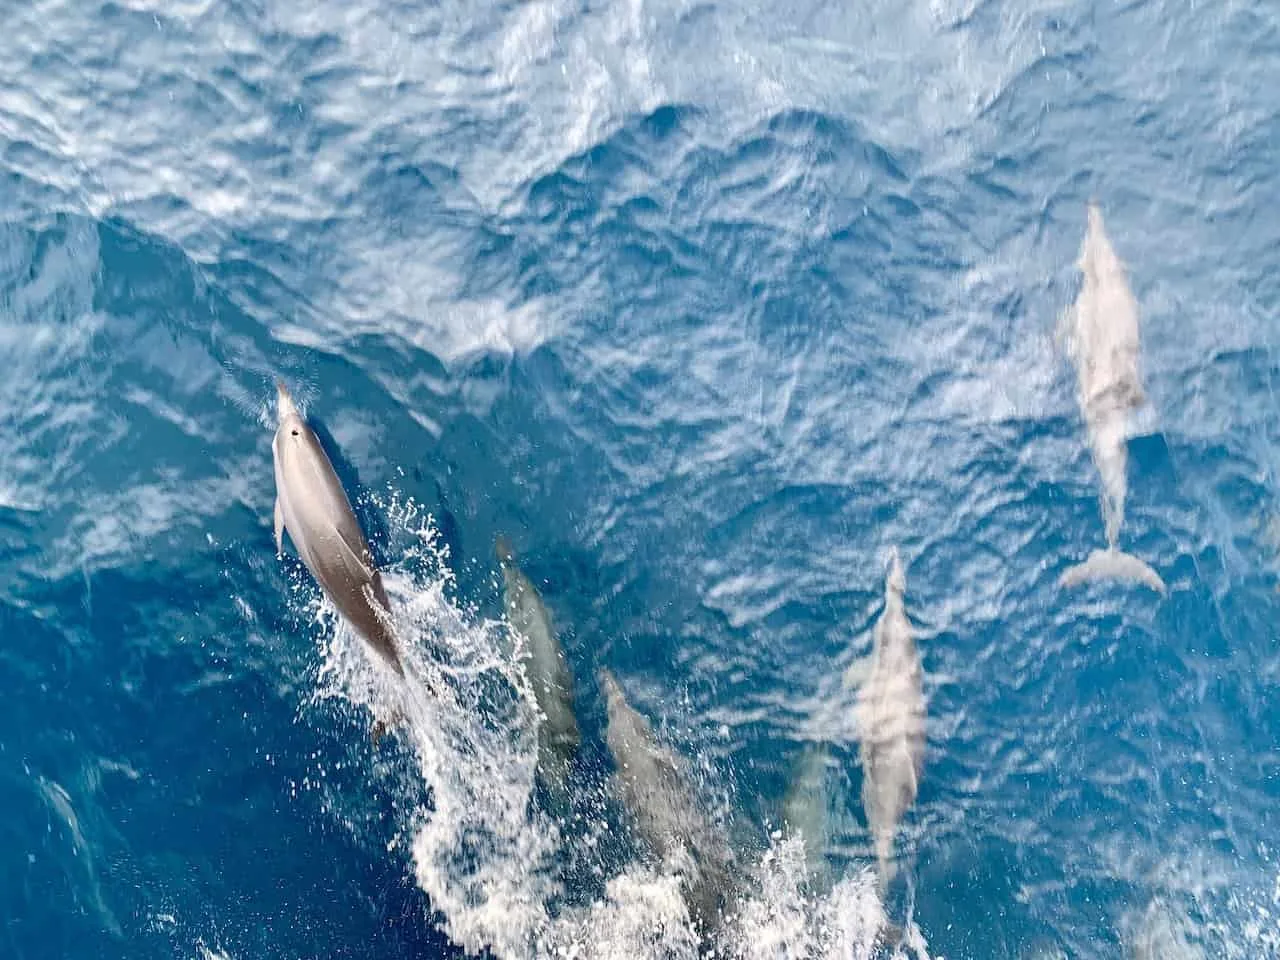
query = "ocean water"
xmin=2 ymin=0 xmax=1279 ymax=957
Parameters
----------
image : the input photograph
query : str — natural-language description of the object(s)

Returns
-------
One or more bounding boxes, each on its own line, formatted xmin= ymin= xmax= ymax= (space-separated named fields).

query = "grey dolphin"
xmin=272 ymin=381 xmax=404 ymax=678
xmin=599 ymin=668 xmax=737 ymax=940
xmin=1057 ymin=201 xmax=1165 ymax=594
xmin=495 ymin=536 xmax=580 ymax=803
xmin=845 ymin=547 xmax=925 ymax=891
xmin=781 ymin=742 xmax=835 ymax=891
xmin=781 ymin=742 xmax=904 ymax=949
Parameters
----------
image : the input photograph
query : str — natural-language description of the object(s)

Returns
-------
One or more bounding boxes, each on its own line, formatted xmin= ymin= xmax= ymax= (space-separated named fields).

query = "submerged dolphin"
xmin=781 ymin=738 xmax=904 ymax=949
xmin=495 ymin=537 xmax=580 ymax=803
xmin=599 ymin=668 xmax=737 ymax=940
xmin=781 ymin=742 xmax=835 ymax=891
xmin=845 ymin=548 xmax=925 ymax=891
xmin=272 ymin=381 xmax=405 ymax=678
xmin=1058 ymin=201 xmax=1166 ymax=594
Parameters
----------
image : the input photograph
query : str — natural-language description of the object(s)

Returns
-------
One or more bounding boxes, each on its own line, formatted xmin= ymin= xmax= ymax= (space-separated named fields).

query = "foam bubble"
xmin=733 ymin=832 xmax=891 ymax=960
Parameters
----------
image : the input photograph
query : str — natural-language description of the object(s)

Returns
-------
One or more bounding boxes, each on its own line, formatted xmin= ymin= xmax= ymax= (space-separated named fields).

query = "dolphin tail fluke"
xmin=1059 ymin=548 xmax=1166 ymax=595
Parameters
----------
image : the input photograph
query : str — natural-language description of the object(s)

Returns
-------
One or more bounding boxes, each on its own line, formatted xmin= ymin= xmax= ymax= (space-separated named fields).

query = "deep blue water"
xmin=3 ymin=0 xmax=1280 ymax=958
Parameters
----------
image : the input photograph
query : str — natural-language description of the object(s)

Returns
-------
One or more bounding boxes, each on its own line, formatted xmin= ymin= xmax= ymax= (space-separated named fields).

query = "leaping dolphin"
xmin=271 ymin=381 xmax=405 ymax=678
xmin=1057 ymin=201 xmax=1166 ymax=594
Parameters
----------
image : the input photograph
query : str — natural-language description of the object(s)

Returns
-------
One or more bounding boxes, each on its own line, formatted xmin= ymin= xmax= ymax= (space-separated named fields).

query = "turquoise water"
xmin=2 ymin=1 xmax=1279 ymax=958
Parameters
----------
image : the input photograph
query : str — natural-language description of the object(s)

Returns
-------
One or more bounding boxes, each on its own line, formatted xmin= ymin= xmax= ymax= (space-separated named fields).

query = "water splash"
xmin=293 ymin=489 xmax=893 ymax=958
xmin=301 ymin=491 xmax=562 ymax=957
xmin=1106 ymin=850 xmax=1280 ymax=960
xmin=195 ymin=942 xmax=237 ymax=960
xmin=732 ymin=832 xmax=888 ymax=960
xmin=546 ymin=866 xmax=704 ymax=959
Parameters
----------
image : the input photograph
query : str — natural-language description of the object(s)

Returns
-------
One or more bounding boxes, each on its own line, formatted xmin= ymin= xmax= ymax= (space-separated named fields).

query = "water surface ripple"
xmin=1 ymin=0 xmax=1278 ymax=957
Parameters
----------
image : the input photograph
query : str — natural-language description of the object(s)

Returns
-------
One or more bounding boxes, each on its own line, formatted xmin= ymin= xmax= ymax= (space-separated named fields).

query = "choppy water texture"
xmin=2 ymin=0 xmax=1279 ymax=957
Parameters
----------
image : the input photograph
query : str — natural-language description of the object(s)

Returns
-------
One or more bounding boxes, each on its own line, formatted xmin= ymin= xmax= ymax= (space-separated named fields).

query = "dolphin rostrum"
xmin=845 ymin=547 xmax=925 ymax=891
xmin=1057 ymin=201 xmax=1166 ymax=594
xmin=272 ymin=381 xmax=404 ymax=678
xmin=599 ymin=667 xmax=737 ymax=940
xmin=495 ymin=536 xmax=580 ymax=804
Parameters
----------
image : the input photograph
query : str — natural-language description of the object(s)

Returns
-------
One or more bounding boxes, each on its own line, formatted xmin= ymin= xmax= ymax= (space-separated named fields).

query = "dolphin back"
xmin=856 ymin=553 xmax=925 ymax=891
xmin=497 ymin=541 xmax=580 ymax=796
xmin=782 ymin=743 xmax=835 ymax=889
xmin=600 ymin=669 xmax=736 ymax=935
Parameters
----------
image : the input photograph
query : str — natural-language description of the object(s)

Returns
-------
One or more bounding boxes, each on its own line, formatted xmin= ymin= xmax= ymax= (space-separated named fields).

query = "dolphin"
xmin=845 ymin=547 xmax=925 ymax=892
xmin=272 ymin=381 xmax=405 ymax=679
xmin=781 ymin=740 xmax=904 ymax=949
xmin=781 ymin=742 xmax=835 ymax=892
xmin=495 ymin=536 xmax=580 ymax=804
xmin=599 ymin=668 xmax=737 ymax=940
xmin=1058 ymin=201 xmax=1166 ymax=594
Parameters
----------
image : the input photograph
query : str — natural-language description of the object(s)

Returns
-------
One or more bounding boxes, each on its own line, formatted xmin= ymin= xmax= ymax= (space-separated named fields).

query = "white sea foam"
xmin=297 ymin=490 xmax=892 ymax=958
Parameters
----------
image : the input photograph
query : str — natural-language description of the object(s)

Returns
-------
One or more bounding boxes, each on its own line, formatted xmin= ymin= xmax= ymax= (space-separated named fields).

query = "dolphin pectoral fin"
xmin=332 ymin=522 xmax=377 ymax=582
xmin=273 ymin=499 xmax=285 ymax=558
xmin=843 ymin=656 xmax=873 ymax=690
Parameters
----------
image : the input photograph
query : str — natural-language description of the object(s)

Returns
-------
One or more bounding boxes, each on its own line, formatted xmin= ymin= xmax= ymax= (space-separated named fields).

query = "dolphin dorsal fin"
xmin=274 ymin=498 xmax=286 ymax=557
